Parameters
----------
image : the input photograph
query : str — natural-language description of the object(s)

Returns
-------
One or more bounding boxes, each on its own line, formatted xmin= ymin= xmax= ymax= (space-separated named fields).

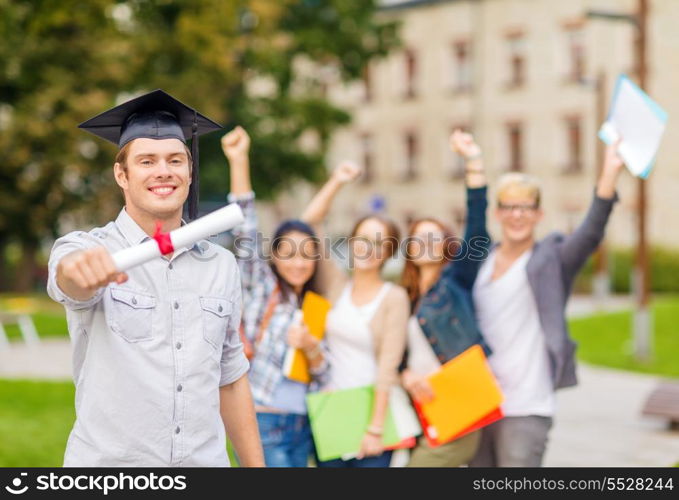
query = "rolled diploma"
xmin=111 ymin=203 xmax=244 ymax=272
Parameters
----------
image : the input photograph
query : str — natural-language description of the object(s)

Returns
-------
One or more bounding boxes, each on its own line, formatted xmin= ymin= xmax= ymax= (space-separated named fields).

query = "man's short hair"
xmin=496 ymin=172 xmax=541 ymax=208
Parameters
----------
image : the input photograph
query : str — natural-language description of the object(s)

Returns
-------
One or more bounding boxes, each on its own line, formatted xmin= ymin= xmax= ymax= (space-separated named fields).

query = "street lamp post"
xmin=586 ymin=0 xmax=652 ymax=361
xmin=580 ymin=71 xmax=610 ymax=301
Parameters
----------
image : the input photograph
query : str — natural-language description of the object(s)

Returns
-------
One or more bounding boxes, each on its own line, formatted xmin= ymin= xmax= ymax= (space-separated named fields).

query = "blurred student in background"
xmin=469 ymin=141 xmax=625 ymax=467
xmin=301 ymin=162 xmax=410 ymax=468
xmin=399 ymin=130 xmax=490 ymax=467
xmin=223 ymin=126 xmax=330 ymax=467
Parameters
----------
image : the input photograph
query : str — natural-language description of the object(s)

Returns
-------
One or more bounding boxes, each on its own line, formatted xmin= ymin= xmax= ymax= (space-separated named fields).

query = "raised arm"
xmin=451 ymin=129 xmax=487 ymax=189
xmin=301 ymin=161 xmax=362 ymax=295
xmin=223 ymin=126 xmax=252 ymax=196
xmin=222 ymin=127 xmax=271 ymax=293
xmin=443 ymin=130 xmax=490 ymax=290
xmin=557 ymin=141 xmax=624 ymax=280
xmin=300 ymin=161 xmax=362 ymax=226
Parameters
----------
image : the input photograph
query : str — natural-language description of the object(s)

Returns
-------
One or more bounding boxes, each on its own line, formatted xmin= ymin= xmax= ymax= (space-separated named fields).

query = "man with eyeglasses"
xmin=469 ymin=140 xmax=625 ymax=467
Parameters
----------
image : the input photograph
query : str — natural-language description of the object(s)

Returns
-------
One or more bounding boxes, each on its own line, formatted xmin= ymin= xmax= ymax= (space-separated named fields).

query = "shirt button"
xmin=175 ymin=426 xmax=181 ymax=434
xmin=218 ymin=305 xmax=223 ymax=313
xmin=131 ymin=297 xmax=137 ymax=305
xmin=168 ymin=263 xmax=173 ymax=270
xmin=177 ymin=384 xmax=183 ymax=392
xmin=174 ymin=301 xmax=179 ymax=310
xmin=176 ymin=342 xmax=182 ymax=350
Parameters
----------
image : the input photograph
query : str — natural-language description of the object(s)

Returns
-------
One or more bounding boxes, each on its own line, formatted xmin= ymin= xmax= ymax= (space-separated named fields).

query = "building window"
xmin=563 ymin=116 xmax=583 ymax=174
xmin=453 ymin=41 xmax=472 ymax=92
xmin=565 ymin=26 xmax=585 ymax=83
xmin=402 ymin=132 xmax=418 ymax=180
xmin=404 ymin=49 xmax=418 ymax=99
xmin=507 ymin=122 xmax=523 ymax=171
xmin=360 ymin=133 xmax=374 ymax=183
xmin=506 ymin=33 xmax=526 ymax=88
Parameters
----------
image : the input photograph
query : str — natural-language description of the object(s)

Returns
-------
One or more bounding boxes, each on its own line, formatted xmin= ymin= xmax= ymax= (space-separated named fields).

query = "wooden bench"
xmin=642 ymin=382 xmax=679 ymax=430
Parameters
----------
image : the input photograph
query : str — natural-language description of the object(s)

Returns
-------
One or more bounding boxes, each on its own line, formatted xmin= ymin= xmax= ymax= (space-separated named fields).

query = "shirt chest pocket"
xmin=106 ymin=287 xmax=156 ymax=342
xmin=199 ymin=296 xmax=232 ymax=350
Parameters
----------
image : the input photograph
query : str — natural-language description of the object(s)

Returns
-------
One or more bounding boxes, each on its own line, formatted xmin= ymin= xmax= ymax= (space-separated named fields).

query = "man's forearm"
xmin=219 ymin=375 xmax=264 ymax=467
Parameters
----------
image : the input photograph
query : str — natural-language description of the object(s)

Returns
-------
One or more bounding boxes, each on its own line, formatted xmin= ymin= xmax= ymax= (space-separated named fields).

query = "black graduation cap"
xmin=78 ymin=89 xmax=222 ymax=219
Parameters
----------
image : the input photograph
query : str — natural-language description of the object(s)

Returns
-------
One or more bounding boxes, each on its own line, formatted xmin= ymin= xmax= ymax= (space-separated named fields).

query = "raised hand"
xmin=450 ymin=129 xmax=482 ymax=160
xmin=221 ymin=126 xmax=251 ymax=162
xmin=331 ymin=161 xmax=363 ymax=184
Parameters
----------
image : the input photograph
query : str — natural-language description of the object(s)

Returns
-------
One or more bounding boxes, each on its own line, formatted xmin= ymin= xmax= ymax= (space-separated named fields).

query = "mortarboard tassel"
xmin=188 ymin=110 xmax=199 ymax=220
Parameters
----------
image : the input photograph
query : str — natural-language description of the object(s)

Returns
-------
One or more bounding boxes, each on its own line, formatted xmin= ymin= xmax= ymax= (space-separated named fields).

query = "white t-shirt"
xmin=406 ymin=316 xmax=441 ymax=376
xmin=472 ymin=249 xmax=556 ymax=417
xmin=324 ymin=282 xmax=391 ymax=391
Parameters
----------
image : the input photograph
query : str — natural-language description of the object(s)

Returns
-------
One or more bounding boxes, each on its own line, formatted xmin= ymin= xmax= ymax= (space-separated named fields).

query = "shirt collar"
xmin=114 ymin=207 xmax=204 ymax=255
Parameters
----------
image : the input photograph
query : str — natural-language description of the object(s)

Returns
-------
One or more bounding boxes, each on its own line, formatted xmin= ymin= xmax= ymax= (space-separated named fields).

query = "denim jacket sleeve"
xmin=441 ymin=185 xmax=491 ymax=291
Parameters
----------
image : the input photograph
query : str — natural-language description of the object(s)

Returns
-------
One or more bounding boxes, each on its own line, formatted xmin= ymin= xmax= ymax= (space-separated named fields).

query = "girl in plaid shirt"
xmin=222 ymin=127 xmax=359 ymax=467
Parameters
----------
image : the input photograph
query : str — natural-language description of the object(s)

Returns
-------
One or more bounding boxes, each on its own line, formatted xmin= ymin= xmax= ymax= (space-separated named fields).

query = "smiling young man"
xmin=46 ymin=90 xmax=264 ymax=467
xmin=469 ymin=141 xmax=625 ymax=467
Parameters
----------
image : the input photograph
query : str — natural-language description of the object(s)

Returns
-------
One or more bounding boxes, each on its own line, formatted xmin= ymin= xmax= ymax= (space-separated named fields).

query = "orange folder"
xmin=414 ymin=344 xmax=504 ymax=447
xmin=283 ymin=291 xmax=332 ymax=384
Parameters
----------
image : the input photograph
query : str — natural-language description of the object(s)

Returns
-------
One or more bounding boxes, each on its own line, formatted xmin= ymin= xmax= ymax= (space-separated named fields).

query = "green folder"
xmin=306 ymin=385 xmax=401 ymax=462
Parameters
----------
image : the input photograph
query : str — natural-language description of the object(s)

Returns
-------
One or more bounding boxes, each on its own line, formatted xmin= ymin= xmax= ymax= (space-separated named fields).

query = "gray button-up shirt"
xmin=47 ymin=208 xmax=249 ymax=467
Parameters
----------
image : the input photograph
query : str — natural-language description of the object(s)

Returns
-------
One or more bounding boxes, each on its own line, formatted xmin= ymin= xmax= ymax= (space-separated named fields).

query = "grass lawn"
xmin=569 ymin=296 xmax=679 ymax=378
xmin=0 ymin=379 xmax=239 ymax=467
xmin=0 ymin=380 xmax=74 ymax=466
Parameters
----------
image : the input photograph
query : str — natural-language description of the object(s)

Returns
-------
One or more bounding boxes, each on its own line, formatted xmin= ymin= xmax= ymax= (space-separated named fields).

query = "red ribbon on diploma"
xmin=153 ymin=221 xmax=174 ymax=255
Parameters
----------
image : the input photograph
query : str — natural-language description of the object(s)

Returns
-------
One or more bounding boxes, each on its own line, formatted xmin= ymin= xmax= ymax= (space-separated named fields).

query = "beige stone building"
xmin=261 ymin=0 xmax=679 ymax=252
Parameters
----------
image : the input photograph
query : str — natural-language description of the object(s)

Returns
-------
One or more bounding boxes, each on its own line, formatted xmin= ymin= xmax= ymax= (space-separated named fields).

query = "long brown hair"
xmin=400 ymin=217 xmax=460 ymax=309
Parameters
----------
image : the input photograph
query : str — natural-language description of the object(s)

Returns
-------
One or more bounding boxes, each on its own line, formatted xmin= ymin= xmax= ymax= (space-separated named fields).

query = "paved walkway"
xmin=0 ymin=338 xmax=72 ymax=380
xmin=545 ymin=363 xmax=679 ymax=467
xmin=1 ymin=295 xmax=678 ymax=466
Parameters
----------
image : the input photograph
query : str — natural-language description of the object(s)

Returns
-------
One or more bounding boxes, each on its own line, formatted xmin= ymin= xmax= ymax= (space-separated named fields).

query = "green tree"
xmin=127 ymin=0 xmax=399 ymax=199
xmin=0 ymin=0 xmax=129 ymax=291
xmin=0 ymin=0 xmax=399 ymax=291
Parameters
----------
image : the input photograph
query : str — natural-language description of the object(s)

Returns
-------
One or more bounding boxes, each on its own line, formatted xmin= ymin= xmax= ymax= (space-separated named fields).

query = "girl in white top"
xmin=302 ymin=162 xmax=410 ymax=467
xmin=324 ymin=282 xmax=393 ymax=391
